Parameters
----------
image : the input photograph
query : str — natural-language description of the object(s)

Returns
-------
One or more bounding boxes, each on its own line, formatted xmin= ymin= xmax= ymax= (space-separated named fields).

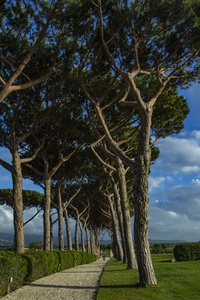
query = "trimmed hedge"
xmin=22 ymin=251 xmax=60 ymax=283
xmin=174 ymin=243 xmax=200 ymax=261
xmin=0 ymin=250 xmax=28 ymax=295
xmin=0 ymin=249 xmax=97 ymax=297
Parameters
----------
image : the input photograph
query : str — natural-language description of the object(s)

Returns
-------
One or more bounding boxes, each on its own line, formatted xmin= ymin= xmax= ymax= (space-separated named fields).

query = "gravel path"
xmin=2 ymin=257 xmax=109 ymax=300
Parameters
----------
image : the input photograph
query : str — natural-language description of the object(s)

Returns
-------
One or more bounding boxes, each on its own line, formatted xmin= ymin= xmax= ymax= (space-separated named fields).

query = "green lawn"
xmin=97 ymin=255 xmax=200 ymax=300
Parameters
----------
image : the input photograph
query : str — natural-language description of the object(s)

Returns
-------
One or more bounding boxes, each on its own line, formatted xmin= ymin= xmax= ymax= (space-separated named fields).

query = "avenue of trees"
xmin=0 ymin=0 xmax=199 ymax=286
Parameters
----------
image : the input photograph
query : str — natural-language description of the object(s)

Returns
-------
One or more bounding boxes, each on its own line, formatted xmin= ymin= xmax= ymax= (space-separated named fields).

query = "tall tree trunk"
xmin=85 ymin=226 xmax=91 ymax=253
xmin=12 ymin=150 xmax=24 ymax=253
xmin=75 ymin=215 xmax=79 ymax=251
xmin=57 ymin=182 xmax=64 ymax=251
xmin=111 ymin=177 xmax=127 ymax=263
xmin=117 ymin=158 xmax=137 ymax=270
xmin=79 ymin=224 xmax=85 ymax=252
xmin=44 ymin=177 xmax=51 ymax=251
xmin=63 ymin=206 xmax=72 ymax=250
xmin=94 ymin=229 xmax=100 ymax=258
xmin=134 ymin=110 xmax=157 ymax=286
xmin=50 ymin=215 xmax=53 ymax=251
xmin=90 ymin=227 xmax=96 ymax=254
xmin=111 ymin=232 xmax=118 ymax=259
xmin=108 ymin=196 xmax=123 ymax=260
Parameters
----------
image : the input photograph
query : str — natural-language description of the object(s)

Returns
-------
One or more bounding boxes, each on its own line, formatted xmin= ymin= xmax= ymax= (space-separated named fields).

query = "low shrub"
xmin=80 ymin=251 xmax=89 ymax=264
xmin=174 ymin=243 xmax=200 ymax=261
xmin=88 ymin=253 xmax=98 ymax=263
xmin=0 ymin=249 xmax=97 ymax=297
xmin=29 ymin=241 xmax=43 ymax=250
xmin=23 ymin=251 xmax=60 ymax=282
xmin=151 ymin=244 xmax=165 ymax=254
xmin=54 ymin=251 xmax=75 ymax=271
xmin=0 ymin=251 xmax=28 ymax=296
xmin=0 ymin=256 xmax=12 ymax=296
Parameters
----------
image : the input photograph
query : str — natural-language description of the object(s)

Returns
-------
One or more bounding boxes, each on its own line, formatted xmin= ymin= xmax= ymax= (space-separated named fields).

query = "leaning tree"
xmin=79 ymin=0 xmax=198 ymax=285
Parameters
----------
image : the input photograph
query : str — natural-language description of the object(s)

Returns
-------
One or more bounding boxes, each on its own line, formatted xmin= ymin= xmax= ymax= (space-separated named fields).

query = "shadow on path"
xmin=29 ymin=283 xmax=97 ymax=289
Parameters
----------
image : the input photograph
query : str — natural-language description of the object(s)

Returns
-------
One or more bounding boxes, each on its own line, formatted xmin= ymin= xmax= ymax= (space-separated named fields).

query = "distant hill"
xmin=0 ymin=233 xmax=14 ymax=247
xmin=101 ymin=238 xmax=189 ymax=245
xmin=0 ymin=232 xmax=68 ymax=247
xmin=101 ymin=239 xmax=112 ymax=245
xmin=149 ymin=239 xmax=188 ymax=245
xmin=0 ymin=232 xmax=189 ymax=247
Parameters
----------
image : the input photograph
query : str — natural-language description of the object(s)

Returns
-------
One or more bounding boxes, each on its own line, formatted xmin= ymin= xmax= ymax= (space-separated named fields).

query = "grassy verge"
xmin=97 ymin=254 xmax=200 ymax=300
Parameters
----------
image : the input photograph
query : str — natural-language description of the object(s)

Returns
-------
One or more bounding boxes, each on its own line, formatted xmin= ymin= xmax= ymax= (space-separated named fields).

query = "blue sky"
xmin=148 ymin=83 xmax=200 ymax=242
xmin=0 ymin=83 xmax=200 ymax=242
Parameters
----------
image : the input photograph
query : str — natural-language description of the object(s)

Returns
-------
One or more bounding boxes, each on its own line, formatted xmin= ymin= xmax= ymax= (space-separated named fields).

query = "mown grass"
xmin=97 ymin=254 xmax=200 ymax=300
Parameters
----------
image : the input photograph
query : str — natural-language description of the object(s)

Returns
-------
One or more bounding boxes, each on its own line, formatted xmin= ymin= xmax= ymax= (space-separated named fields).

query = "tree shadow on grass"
xmin=100 ymin=283 xmax=141 ymax=289
xmin=104 ymin=269 xmax=134 ymax=272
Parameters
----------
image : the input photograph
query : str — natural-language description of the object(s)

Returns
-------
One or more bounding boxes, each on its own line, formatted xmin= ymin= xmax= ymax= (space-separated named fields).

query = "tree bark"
xmin=43 ymin=177 xmax=51 ymax=251
xmin=108 ymin=196 xmax=123 ymax=260
xmin=63 ymin=206 xmax=72 ymax=250
xmin=57 ymin=182 xmax=64 ymax=251
xmin=79 ymin=223 xmax=85 ymax=252
xmin=85 ymin=226 xmax=91 ymax=253
xmin=133 ymin=109 xmax=157 ymax=285
xmin=12 ymin=150 xmax=24 ymax=253
xmin=50 ymin=215 xmax=54 ymax=251
xmin=75 ymin=215 xmax=79 ymax=251
xmin=90 ymin=228 xmax=96 ymax=254
xmin=112 ymin=232 xmax=120 ymax=260
xmin=94 ymin=229 xmax=101 ymax=258
xmin=116 ymin=158 xmax=137 ymax=269
xmin=111 ymin=177 xmax=127 ymax=263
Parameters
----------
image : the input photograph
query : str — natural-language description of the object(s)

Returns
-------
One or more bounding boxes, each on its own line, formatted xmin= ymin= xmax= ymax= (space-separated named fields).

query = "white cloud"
xmin=0 ymin=205 xmax=44 ymax=235
xmin=155 ymin=132 xmax=200 ymax=175
xmin=148 ymin=85 xmax=200 ymax=242
xmin=182 ymin=166 xmax=200 ymax=174
xmin=24 ymin=211 xmax=43 ymax=235
xmin=153 ymin=181 xmax=200 ymax=222
xmin=166 ymin=176 xmax=173 ymax=182
xmin=0 ymin=205 xmax=14 ymax=233
xmin=0 ymin=205 xmax=76 ymax=238
xmin=149 ymin=175 xmax=173 ymax=192
xmin=149 ymin=205 xmax=200 ymax=241
xmin=149 ymin=176 xmax=165 ymax=192
xmin=192 ymin=130 xmax=200 ymax=140
xmin=148 ymin=179 xmax=200 ymax=241
xmin=192 ymin=179 xmax=200 ymax=184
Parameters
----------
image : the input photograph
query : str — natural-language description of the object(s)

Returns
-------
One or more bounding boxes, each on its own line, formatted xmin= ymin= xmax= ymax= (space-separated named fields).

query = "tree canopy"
xmin=0 ymin=0 xmax=199 ymax=285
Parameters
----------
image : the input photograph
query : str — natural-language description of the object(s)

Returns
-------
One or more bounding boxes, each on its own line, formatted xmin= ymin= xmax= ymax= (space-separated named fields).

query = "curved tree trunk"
xmin=117 ymin=158 xmax=137 ymax=270
xmin=79 ymin=223 xmax=85 ymax=252
xmin=111 ymin=231 xmax=117 ymax=258
xmin=50 ymin=215 xmax=54 ymax=251
xmin=75 ymin=215 xmax=79 ymax=251
xmin=90 ymin=228 xmax=96 ymax=254
xmin=63 ymin=206 xmax=72 ymax=250
xmin=57 ymin=182 xmax=64 ymax=251
xmin=44 ymin=177 xmax=51 ymax=251
xmin=12 ymin=150 xmax=24 ymax=253
xmin=111 ymin=177 xmax=127 ymax=263
xmin=108 ymin=196 xmax=123 ymax=260
xmin=94 ymin=229 xmax=101 ymax=258
xmin=85 ymin=226 xmax=91 ymax=253
xmin=133 ymin=111 xmax=157 ymax=286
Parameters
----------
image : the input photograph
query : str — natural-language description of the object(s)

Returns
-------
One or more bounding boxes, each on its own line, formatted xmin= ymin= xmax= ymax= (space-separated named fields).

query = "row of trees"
xmin=0 ymin=0 xmax=199 ymax=286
